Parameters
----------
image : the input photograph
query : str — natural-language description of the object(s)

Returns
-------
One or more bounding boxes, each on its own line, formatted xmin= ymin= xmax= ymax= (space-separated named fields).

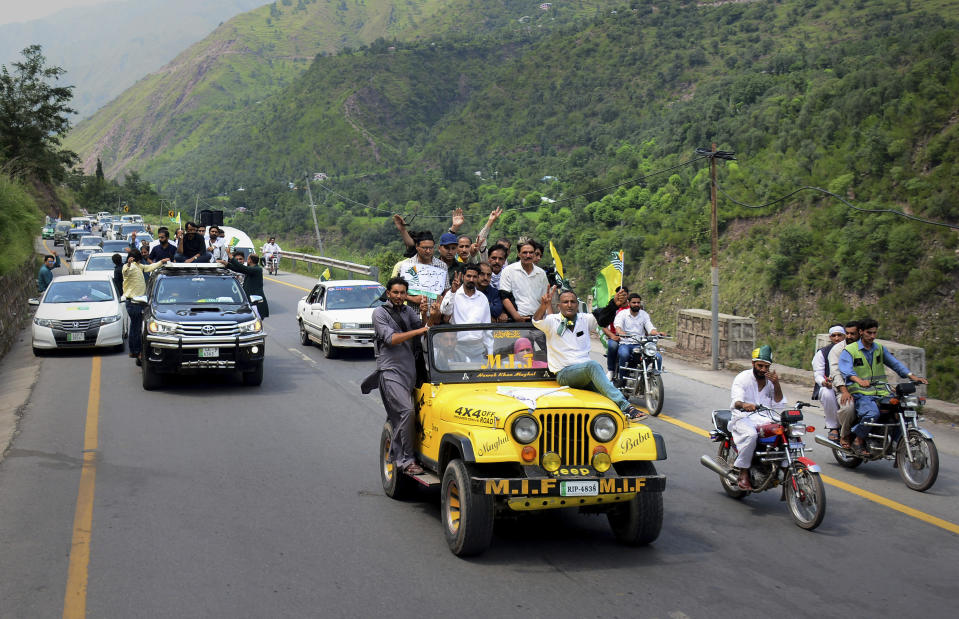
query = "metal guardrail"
xmin=280 ymin=251 xmax=379 ymax=281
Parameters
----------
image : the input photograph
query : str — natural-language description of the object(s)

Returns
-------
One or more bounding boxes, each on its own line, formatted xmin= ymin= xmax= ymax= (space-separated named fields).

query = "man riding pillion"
xmin=532 ymin=286 xmax=645 ymax=420
xmin=837 ymin=318 xmax=927 ymax=455
xmin=612 ymin=293 xmax=666 ymax=380
xmin=729 ymin=345 xmax=786 ymax=490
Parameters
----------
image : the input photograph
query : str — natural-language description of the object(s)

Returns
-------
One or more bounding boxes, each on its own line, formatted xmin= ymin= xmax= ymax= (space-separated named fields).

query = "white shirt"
xmin=209 ymin=237 xmax=230 ymax=261
xmin=262 ymin=242 xmax=281 ymax=256
xmin=391 ymin=255 xmax=447 ymax=278
xmin=730 ymin=368 xmax=786 ymax=421
xmin=613 ymin=309 xmax=656 ymax=340
xmin=828 ymin=340 xmax=848 ymax=382
xmin=532 ymin=312 xmax=597 ymax=374
xmin=498 ymin=261 xmax=547 ymax=316
xmin=440 ymin=286 xmax=491 ymax=325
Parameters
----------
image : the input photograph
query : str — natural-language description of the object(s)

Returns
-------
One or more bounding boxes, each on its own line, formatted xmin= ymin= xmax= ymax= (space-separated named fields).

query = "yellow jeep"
xmin=378 ymin=324 xmax=666 ymax=556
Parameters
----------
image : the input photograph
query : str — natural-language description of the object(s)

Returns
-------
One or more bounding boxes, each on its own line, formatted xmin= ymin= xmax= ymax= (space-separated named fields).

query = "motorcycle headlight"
xmin=100 ymin=313 xmax=122 ymax=324
xmin=903 ymin=395 xmax=919 ymax=408
xmin=147 ymin=319 xmax=178 ymax=334
xmin=789 ymin=423 xmax=807 ymax=437
xmin=643 ymin=341 xmax=659 ymax=357
xmin=333 ymin=322 xmax=359 ymax=330
xmin=511 ymin=415 xmax=540 ymax=444
xmin=34 ymin=317 xmax=54 ymax=327
xmin=237 ymin=319 xmax=262 ymax=333
xmin=590 ymin=414 xmax=617 ymax=442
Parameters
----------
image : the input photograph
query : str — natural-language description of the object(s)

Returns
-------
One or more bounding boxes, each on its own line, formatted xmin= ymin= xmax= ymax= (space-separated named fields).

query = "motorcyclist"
xmin=729 ymin=345 xmax=786 ymax=490
xmin=261 ymin=237 xmax=281 ymax=272
xmin=837 ymin=318 xmax=927 ymax=455
xmin=612 ymin=293 xmax=667 ymax=380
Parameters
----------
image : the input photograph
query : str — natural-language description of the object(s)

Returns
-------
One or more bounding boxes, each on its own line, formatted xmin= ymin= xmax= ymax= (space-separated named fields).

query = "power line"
xmin=717 ymin=182 xmax=959 ymax=230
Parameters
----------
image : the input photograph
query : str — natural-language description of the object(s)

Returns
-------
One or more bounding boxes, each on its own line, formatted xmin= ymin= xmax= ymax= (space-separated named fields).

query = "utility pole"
xmin=710 ymin=143 xmax=720 ymax=371
xmin=696 ymin=145 xmax=735 ymax=371
xmin=304 ymin=175 xmax=323 ymax=255
xmin=193 ymin=195 xmax=199 ymax=223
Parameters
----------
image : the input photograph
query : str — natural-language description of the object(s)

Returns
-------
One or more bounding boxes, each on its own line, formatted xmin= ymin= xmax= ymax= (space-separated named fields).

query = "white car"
xmin=296 ymin=279 xmax=385 ymax=358
xmin=82 ymin=252 xmax=119 ymax=275
xmin=30 ymin=274 xmax=128 ymax=355
xmin=69 ymin=245 xmax=103 ymax=274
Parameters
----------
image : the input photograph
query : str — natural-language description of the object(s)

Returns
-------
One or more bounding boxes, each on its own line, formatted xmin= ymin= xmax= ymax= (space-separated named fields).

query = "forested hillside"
xmin=69 ymin=0 xmax=959 ymax=398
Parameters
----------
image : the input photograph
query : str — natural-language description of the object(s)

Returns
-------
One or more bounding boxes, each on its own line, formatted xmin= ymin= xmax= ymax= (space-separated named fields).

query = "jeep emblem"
xmin=201 ymin=325 xmax=216 ymax=336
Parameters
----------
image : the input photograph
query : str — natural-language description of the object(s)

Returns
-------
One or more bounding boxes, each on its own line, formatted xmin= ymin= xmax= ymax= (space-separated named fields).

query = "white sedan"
xmin=69 ymin=245 xmax=103 ymax=274
xmin=30 ymin=274 xmax=128 ymax=355
xmin=296 ymin=279 xmax=385 ymax=358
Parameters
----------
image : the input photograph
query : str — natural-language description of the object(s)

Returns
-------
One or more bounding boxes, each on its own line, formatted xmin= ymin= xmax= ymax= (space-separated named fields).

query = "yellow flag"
xmin=320 ymin=268 xmax=332 ymax=281
xmin=549 ymin=241 xmax=564 ymax=280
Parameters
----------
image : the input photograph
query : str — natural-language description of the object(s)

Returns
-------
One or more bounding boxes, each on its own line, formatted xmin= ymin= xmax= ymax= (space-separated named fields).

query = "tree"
xmin=0 ymin=45 xmax=77 ymax=182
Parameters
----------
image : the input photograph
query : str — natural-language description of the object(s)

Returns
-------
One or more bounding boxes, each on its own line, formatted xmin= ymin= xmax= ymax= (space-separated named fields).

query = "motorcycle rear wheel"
xmin=896 ymin=429 xmax=939 ymax=492
xmin=785 ymin=464 xmax=826 ymax=530
xmin=831 ymin=446 xmax=864 ymax=469
xmin=718 ymin=442 xmax=747 ymax=499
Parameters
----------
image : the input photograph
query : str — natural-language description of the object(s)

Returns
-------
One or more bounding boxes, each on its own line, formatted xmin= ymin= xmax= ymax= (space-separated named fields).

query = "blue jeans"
xmin=606 ymin=339 xmax=619 ymax=372
xmin=852 ymin=394 xmax=901 ymax=442
xmin=616 ymin=344 xmax=663 ymax=374
xmin=556 ymin=360 xmax=629 ymax=412
xmin=125 ymin=300 xmax=143 ymax=355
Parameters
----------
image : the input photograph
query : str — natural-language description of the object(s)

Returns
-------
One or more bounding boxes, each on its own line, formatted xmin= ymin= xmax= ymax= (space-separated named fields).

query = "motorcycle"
xmin=616 ymin=335 xmax=665 ymax=416
xmin=814 ymin=380 xmax=938 ymax=492
xmin=701 ymin=402 xmax=826 ymax=530
xmin=265 ymin=254 xmax=279 ymax=276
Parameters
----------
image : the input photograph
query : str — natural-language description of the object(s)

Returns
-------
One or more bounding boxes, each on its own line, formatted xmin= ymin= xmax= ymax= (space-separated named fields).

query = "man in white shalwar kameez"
xmin=729 ymin=345 xmax=786 ymax=490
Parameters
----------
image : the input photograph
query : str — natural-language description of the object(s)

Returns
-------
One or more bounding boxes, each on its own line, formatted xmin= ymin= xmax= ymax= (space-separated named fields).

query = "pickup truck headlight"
xmin=590 ymin=414 xmax=617 ymax=442
xmin=100 ymin=313 xmax=122 ymax=324
xmin=333 ymin=322 xmax=359 ymax=330
xmin=511 ymin=415 xmax=539 ymax=444
xmin=147 ymin=319 xmax=178 ymax=334
xmin=237 ymin=319 xmax=262 ymax=333
xmin=34 ymin=317 xmax=54 ymax=327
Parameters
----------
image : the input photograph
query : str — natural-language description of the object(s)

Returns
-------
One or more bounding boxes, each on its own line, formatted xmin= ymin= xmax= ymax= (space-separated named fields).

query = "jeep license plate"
xmin=198 ymin=347 xmax=219 ymax=358
xmin=560 ymin=481 xmax=598 ymax=497
xmin=67 ymin=332 xmax=85 ymax=342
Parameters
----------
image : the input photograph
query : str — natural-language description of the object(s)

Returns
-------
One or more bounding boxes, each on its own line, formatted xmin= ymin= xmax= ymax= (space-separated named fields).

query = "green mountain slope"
xmin=143 ymin=0 xmax=959 ymax=397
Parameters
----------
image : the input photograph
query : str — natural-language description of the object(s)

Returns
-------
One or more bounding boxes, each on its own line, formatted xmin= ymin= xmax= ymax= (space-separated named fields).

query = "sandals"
xmin=827 ymin=428 xmax=840 ymax=442
xmin=625 ymin=406 xmax=647 ymax=421
xmin=404 ymin=463 xmax=424 ymax=475
xmin=839 ymin=435 xmax=853 ymax=450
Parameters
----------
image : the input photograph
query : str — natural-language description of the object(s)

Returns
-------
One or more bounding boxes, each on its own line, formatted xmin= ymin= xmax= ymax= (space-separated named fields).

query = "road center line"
xmin=655 ymin=413 xmax=959 ymax=535
xmin=62 ymin=356 xmax=101 ymax=619
xmin=264 ymin=276 xmax=310 ymax=292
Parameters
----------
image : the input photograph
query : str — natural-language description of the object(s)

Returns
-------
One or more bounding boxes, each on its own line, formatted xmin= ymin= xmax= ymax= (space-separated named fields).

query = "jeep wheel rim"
xmin=383 ymin=437 xmax=394 ymax=480
xmin=446 ymin=481 xmax=462 ymax=534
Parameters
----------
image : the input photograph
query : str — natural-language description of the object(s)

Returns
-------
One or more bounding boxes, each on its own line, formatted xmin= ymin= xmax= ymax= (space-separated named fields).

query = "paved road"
xmin=1 ymin=259 xmax=957 ymax=618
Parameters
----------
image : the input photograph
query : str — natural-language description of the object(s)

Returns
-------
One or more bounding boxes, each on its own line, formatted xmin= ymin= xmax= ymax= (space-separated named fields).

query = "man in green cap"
xmin=728 ymin=345 xmax=786 ymax=490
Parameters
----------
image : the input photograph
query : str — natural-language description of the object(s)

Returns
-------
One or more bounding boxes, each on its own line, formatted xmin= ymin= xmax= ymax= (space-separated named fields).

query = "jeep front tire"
xmin=441 ymin=459 xmax=493 ymax=556
xmin=606 ymin=461 xmax=663 ymax=546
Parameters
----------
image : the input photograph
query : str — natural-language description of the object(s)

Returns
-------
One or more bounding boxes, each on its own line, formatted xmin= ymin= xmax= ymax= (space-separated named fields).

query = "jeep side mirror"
xmin=250 ymin=295 xmax=263 ymax=304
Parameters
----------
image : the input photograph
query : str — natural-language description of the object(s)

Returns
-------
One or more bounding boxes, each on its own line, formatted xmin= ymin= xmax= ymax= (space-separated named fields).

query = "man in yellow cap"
xmin=729 ymin=345 xmax=786 ymax=490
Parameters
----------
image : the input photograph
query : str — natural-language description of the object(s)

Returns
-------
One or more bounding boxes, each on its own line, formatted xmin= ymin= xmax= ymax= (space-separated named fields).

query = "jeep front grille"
xmin=537 ymin=411 xmax=592 ymax=466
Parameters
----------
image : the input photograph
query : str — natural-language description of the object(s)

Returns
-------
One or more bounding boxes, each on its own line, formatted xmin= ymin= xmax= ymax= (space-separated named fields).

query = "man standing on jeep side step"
xmin=364 ymin=277 xmax=430 ymax=476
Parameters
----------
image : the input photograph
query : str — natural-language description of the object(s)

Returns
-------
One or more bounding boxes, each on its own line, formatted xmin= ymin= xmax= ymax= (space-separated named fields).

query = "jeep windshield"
xmin=427 ymin=324 xmax=552 ymax=383
xmin=153 ymin=276 xmax=245 ymax=305
xmin=326 ymin=285 xmax=385 ymax=309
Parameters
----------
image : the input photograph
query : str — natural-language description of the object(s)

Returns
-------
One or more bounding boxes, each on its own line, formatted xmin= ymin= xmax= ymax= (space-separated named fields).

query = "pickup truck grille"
xmin=177 ymin=322 xmax=241 ymax=337
xmin=50 ymin=318 xmax=100 ymax=331
xmin=536 ymin=411 xmax=593 ymax=467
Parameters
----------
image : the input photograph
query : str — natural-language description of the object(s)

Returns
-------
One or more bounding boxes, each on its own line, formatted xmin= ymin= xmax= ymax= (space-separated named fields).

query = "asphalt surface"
xmin=1 ymin=256 xmax=958 ymax=618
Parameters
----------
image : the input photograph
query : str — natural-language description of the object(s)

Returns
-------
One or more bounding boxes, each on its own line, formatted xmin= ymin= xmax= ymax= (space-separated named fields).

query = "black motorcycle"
xmin=815 ymin=380 xmax=938 ymax=492
xmin=617 ymin=335 xmax=665 ymax=416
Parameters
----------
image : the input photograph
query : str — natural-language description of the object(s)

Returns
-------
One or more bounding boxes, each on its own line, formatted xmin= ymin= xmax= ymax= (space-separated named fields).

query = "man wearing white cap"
xmin=729 ymin=345 xmax=786 ymax=490
xmin=811 ymin=324 xmax=846 ymax=442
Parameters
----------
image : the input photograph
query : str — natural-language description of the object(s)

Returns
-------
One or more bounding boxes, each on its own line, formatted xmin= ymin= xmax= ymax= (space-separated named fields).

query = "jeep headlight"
xmin=511 ymin=415 xmax=539 ymax=444
xmin=237 ymin=319 xmax=262 ymax=333
xmin=590 ymin=414 xmax=617 ymax=442
xmin=333 ymin=322 xmax=359 ymax=330
xmin=147 ymin=319 xmax=178 ymax=334
xmin=34 ymin=317 xmax=54 ymax=327
xmin=100 ymin=313 xmax=122 ymax=324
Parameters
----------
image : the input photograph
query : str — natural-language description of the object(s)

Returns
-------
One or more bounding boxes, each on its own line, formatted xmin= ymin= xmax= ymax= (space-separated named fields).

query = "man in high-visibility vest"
xmin=838 ymin=318 xmax=927 ymax=455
